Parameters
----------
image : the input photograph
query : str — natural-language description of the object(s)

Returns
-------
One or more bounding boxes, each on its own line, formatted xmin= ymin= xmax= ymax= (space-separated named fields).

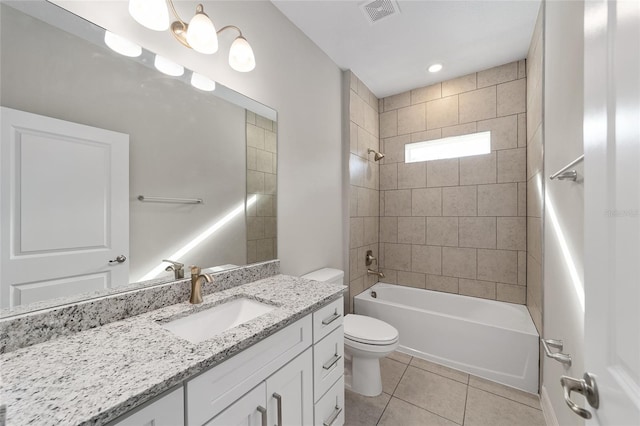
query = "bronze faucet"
xmin=190 ymin=266 xmax=213 ymax=304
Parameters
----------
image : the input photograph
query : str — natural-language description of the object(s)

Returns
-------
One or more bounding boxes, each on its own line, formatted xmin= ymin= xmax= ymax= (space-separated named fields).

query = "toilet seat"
xmin=344 ymin=314 xmax=399 ymax=346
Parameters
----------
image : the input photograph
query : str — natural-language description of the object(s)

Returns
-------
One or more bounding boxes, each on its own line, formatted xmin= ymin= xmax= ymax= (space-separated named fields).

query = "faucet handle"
xmin=190 ymin=265 xmax=201 ymax=276
xmin=163 ymin=259 xmax=184 ymax=268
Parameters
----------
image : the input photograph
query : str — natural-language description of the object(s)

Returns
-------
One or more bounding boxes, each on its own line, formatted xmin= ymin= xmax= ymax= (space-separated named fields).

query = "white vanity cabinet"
xmin=110 ymin=297 xmax=344 ymax=426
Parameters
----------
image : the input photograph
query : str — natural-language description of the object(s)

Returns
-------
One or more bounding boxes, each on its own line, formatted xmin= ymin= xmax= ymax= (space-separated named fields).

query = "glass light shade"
xmin=154 ymin=55 xmax=184 ymax=77
xmin=428 ymin=63 xmax=443 ymax=73
xmin=228 ymin=36 xmax=255 ymax=72
xmin=190 ymin=72 xmax=216 ymax=91
xmin=186 ymin=9 xmax=218 ymax=54
xmin=104 ymin=31 xmax=142 ymax=57
xmin=128 ymin=0 xmax=170 ymax=31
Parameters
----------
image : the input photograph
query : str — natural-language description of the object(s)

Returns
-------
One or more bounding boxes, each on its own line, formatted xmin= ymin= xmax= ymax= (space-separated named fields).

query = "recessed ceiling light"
xmin=428 ymin=63 xmax=443 ymax=73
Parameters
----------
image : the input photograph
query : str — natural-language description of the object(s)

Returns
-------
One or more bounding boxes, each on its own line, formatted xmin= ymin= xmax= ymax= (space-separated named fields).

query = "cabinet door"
xmin=112 ymin=387 xmax=184 ymax=426
xmin=205 ymin=383 xmax=267 ymax=426
xmin=266 ymin=348 xmax=314 ymax=426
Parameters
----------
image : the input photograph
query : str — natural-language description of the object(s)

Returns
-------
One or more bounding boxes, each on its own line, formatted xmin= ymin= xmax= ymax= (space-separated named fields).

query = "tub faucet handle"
xmin=365 ymin=250 xmax=377 ymax=266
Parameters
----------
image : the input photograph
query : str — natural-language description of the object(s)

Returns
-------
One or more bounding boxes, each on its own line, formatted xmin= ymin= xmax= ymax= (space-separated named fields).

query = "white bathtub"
xmin=354 ymin=283 xmax=539 ymax=393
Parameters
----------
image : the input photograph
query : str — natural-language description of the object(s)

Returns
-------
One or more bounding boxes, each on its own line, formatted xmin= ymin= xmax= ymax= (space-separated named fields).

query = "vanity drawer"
xmin=313 ymin=326 xmax=344 ymax=402
xmin=187 ymin=315 xmax=312 ymax=426
xmin=314 ymin=375 xmax=345 ymax=426
xmin=313 ymin=298 xmax=343 ymax=343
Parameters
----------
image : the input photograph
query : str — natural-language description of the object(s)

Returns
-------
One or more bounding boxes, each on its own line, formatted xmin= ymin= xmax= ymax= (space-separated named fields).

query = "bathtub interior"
xmin=354 ymin=283 xmax=540 ymax=394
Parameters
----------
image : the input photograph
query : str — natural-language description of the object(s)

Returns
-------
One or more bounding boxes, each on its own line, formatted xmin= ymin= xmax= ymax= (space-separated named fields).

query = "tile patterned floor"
xmin=345 ymin=352 xmax=547 ymax=426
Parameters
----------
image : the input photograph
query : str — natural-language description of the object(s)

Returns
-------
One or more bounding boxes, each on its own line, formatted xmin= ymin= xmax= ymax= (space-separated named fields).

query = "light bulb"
xmin=154 ymin=55 xmax=184 ymax=77
xmin=128 ymin=0 xmax=170 ymax=31
xmin=191 ymin=72 xmax=216 ymax=91
xmin=104 ymin=31 xmax=142 ymax=57
xmin=229 ymin=36 xmax=255 ymax=72
xmin=186 ymin=5 xmax=218 ymax=54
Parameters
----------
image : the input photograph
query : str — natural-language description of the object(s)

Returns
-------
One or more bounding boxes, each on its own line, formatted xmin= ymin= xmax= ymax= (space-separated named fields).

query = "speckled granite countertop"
xmin=0 ymin=274 xmax=346 ymax=426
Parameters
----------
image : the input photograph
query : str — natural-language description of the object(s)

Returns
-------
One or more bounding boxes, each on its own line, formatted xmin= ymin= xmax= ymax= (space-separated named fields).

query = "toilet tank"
xmin=301 ymin=268 xmax=344 ymax=285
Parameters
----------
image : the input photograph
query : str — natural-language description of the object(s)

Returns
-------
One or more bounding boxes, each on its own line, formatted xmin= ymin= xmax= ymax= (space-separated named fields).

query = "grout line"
xmin=466 ymin=384 xmax=543 ymax=411
xmin=390 ymin=392 xmax=465 ymax=426
xmin=461 ymin=384 xmax=470 ymax=425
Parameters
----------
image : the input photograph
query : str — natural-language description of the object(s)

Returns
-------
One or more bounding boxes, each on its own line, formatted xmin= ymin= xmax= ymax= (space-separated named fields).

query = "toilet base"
xmin=350 ymin=356 xmax=383 ymax=396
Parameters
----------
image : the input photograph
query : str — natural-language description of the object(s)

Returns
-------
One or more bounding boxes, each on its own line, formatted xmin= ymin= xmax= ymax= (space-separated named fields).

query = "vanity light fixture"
xmin=128 ymin=0 xmax=256 ymax=72
xmin=154 ymin=55 xmax=184 ymax=76
xmin=428 ymin=63 xmax=443 ymax=73
xmin=191 ymin=72 xmax=216 ymax=91
xmin=104 ymin=31 xmax=142 ymax=57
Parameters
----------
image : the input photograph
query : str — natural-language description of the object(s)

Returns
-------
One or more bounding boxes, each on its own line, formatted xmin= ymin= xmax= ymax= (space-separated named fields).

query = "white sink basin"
xmin=161 ymin=298 xmax=275 ymax=344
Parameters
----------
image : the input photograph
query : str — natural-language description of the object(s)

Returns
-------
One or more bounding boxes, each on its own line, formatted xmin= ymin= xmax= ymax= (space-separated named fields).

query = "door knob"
xmin=560 ymin=372 xmax=599 ymax=419
xmin=108 ymin=255 xmax=127 ymax=265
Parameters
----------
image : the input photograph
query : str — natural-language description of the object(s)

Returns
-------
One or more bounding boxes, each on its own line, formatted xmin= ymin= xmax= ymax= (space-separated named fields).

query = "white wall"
xmin=542 ymin=2 xmax=585 ymax=425
xmin=53 ymin=0 xmax=345 ymax=277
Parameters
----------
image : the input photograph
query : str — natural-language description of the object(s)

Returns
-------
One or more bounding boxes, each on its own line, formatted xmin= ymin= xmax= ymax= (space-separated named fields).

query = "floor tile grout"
xmin=466 ymin=385 xmax=543 ymax=411
xmin=461 ymin=383 xmax=470 ymax=425
xmin=388 ymin=393 xmax=465 ymax=425
xmin=376 ymin=358 xmax=411 ymax=425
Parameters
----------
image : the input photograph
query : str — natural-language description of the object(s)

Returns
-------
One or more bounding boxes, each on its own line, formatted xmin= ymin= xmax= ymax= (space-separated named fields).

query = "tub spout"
xmin=367 ymin=269 xmax=385 ymax=278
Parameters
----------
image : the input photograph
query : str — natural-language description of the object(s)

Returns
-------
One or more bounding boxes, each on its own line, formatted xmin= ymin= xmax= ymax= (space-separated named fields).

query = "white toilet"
xmin=301 ymin=268 xmax=399 ymax=397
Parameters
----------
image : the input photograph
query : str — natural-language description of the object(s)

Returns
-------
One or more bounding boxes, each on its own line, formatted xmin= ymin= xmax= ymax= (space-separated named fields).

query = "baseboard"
xmin=541 ymin=385 xmax=560 ymax=426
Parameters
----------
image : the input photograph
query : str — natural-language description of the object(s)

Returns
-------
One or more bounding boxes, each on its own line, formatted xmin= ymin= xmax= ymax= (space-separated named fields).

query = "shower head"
xmin=367 ymin=148 xmax=385 ymax=161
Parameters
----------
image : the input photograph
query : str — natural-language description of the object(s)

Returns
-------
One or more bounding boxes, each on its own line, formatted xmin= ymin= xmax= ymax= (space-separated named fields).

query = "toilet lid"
xmin=344 ymin=314 xmax=399 ymax=345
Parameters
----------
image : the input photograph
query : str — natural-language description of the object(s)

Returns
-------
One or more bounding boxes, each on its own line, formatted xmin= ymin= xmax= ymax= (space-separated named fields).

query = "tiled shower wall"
xmin=378 ymin=61 xmax=528 ymax=303
xmin=246 ymin=111 xmax=277 ymax=263
xmin=526 ymin=8 xmax=544 ymax=332
xmin=347 ymin=71 xmax=380 ymax=312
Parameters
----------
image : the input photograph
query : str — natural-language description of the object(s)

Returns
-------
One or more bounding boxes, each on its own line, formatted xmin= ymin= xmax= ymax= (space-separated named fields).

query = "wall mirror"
xmin=0 ymin=1 xmax=278 ymax=316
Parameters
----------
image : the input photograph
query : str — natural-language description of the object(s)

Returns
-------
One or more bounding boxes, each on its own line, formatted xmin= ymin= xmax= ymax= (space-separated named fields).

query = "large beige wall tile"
xmin=248 ymin=170 xmax=265 ymax=194
xmin=518 ymin=182 xmax=527 ymax=216
xmin=426 ymin=275 xmax=459 ymax=293
xmin=518 ymin=59 xmax=527 ymax=79
xmin=426 ymin=217 xmax=458 ymax=246
xmin=443 ymin=186 xmax=477 ymax=216
xmin=364 ymin=161 xmax=379 ymax=190
xmin=385 ymin=243 xmax=412 ymax=271
xmin=397 ymin=271 xmax=426 ymax=288
xmin=442 ymin=73 xmax=477 ymax=96
xmin=460 ymin=153 xmax=497 ymax=185
xmin=412 ymin=188 xmax=442 ymax=216
xmin=411 ymin=128 xmax=442 ymax=142
xmin=358 ymin=126 xmax=378 ymax=159
xmin=442 ymin=247 xmax=477 ymax=279
xmin=398 ymin=217 xmax=426 ymax=244
xmin=264 ymin=130 xmax=277 ymax=153
xmin=497 ymin=79 xmax=526 ymax=116
xmin=382 ymin=134 xmax=411 ymax=164
xmin=427 ymin=96 xmax=459 ymax=129
xmin=477 ymin=62 xmax=518 ymax=88
xmin=364 ymin=217 xmax=379 ymax=245
xmin=384 ymin=92 xmax=411 ymax=111
xmin=497 ymin=217 xmax=526 ymax=251
xmin=380 ymin=217 xmax=398 ymax=243
xmin=441 ymin=122 xmax=477 ymax=138
xmin=350 ymin=217 xmax=364 ymax=248
xmin=398 ymin=104 xmax=426 ymax=135
xmin=496 ymin=283 xmax=526 ymax=304
xmin=477 ymin=249 xmax=518 ymax=284
xmin=517 ymin=113 xmax=527 ymax=147
xmin=412 ymin=84 xmax=441 ymax=104
xmin=459 ymin=87 xmax=496 ymax=123
xmin=477 ymin=116 xmax=518 ymax=150
xmin=385 ymin=189 xmax=412 ymax=216
xmin=497 ymin=148 xmax=527 ymax=183
xmin=518 ymin=251 xmax=527 ymax=285
xmin=350 ymin=91 xmax=365 ymax=127
xmin=526 ymin=126 xmax=543 ymax=180
xmin=380 ymin=163 xmax=398 ymax=190
xmin=478 ymin=183 xmax=518 ymax=216
xmin=527 ymin=217 xmax=543 ymax=263
xmin=398 ymin=162 xmax=427 ymax=189
xmin=350 ymin=153 xmax=366 ymax=187
xmin=247 ymin=123 xmax=265 ymax=149
xmin=427 ymin=159 xmax=460 ymax=187
xmin=527 ymin=174 xmax=543 ymax=218
xmin=459 ymin=279 xmax=497 ymax=300
xmin=459 ymin=217 xmax=497 ymax=249
xmin=264 ymin=217 xmax=277 ymax=238
xmin=247 ymin=216 xmax=265 ymax=240
xmin=350 ymin=122 xmax=358 ymax=154
xmin=412 ymin=245 xmax=442 ymax=275
xmin=380 ymin=110 xmax=398 ymax=138
xmin=247 ymin=147 xmax=257 ymax=171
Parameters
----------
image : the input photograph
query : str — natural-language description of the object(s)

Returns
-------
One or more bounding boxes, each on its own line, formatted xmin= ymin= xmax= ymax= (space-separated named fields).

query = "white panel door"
xmin=583 ymin=1 xmax=640 ymax=424
xmin=266 ymin=348 xmax=313 ymax=426
xmin=0 ymin=107 xmax=129 ymax=308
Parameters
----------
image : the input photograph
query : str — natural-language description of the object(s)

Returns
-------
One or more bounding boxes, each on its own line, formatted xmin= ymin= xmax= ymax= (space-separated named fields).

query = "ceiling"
xmin=272 ymin=0 xmax=541 ymax=98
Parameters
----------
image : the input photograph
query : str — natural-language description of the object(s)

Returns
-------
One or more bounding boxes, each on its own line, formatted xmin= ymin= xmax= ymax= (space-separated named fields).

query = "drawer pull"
xmin=322 ymin=312 xmax=341 ymax=325
xmin=257 ymin=405 xmax=267 ymax=426
xmin=273 ymin=393 xmax=283 ymax=426
xmin=323 ymin=406 xmax=343 ymax=426
xmin=323 ymin=354 xmax=342 ymax=370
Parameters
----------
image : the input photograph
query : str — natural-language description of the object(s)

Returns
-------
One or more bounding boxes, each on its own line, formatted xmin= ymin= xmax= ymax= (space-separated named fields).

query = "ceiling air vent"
xmin=360 ymin=0 xmax=400 ymax=24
